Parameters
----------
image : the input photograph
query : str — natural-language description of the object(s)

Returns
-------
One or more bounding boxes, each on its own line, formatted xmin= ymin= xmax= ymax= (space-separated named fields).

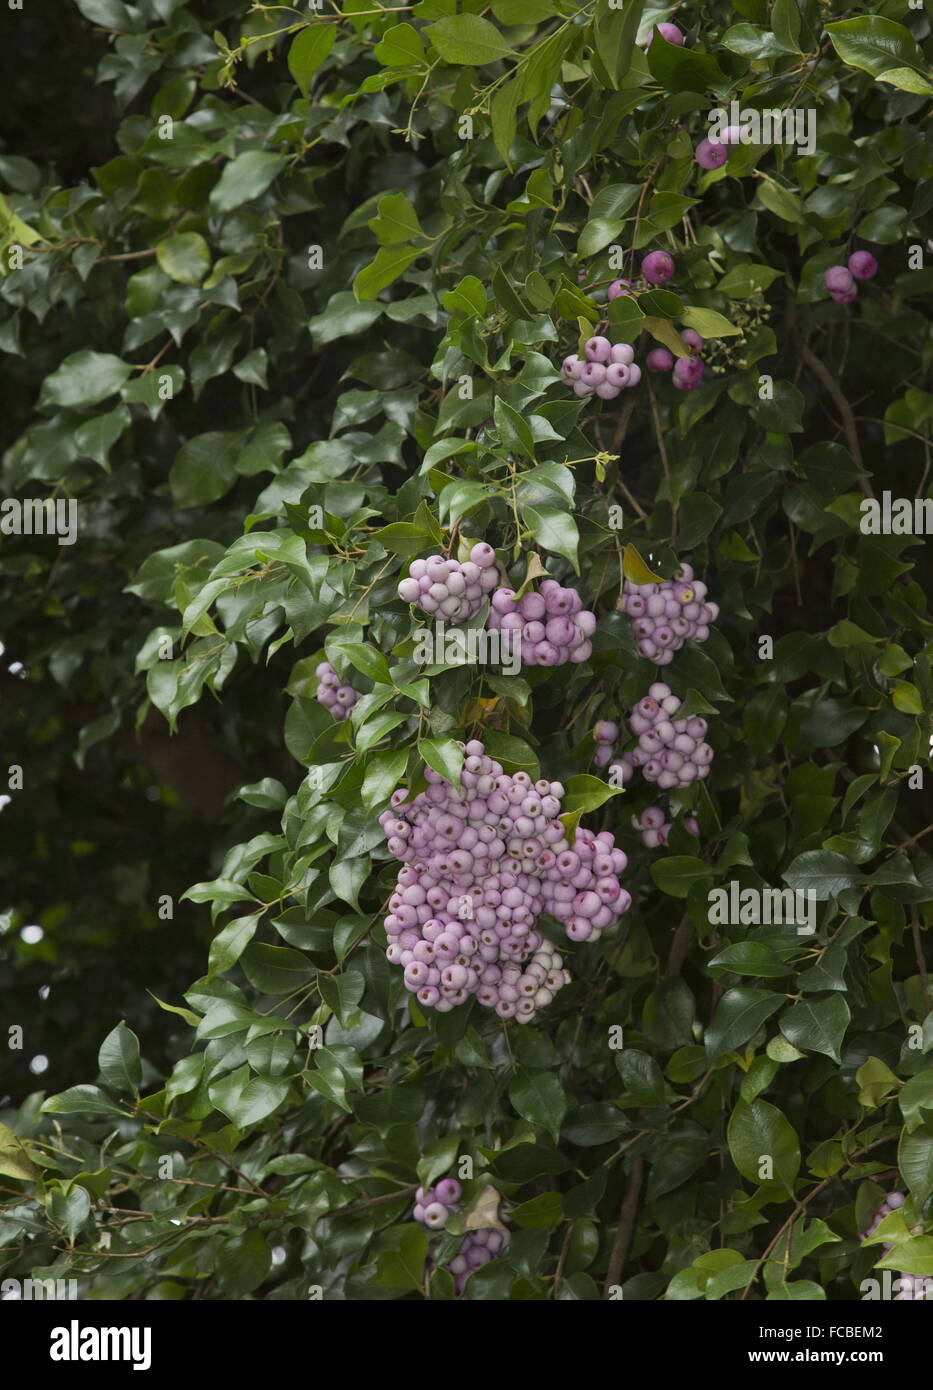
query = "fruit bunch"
xmin=398 ymin=542 xmax=499 ymax=623
xmin=413 ymin=1178 xmax=461 ymax=1231
xmin=447 ymin=1228 xmax=509 ymax=1295
xmin=862 ymin=1191 xmax=930 ymax=1301
xmin=315 ymin=661 xmax=360 ymax=721
xmin=824 ymin=251 xmax=878 ymax=305
xmin=617 ymin=561 xmax=718 ymax=662
xmin=631 ymin=805 xmax=700 ymax=849
xmin=646 ymin=330 xmax=705 ymax=391
xmin=378 ymin=739 xmax=631 ymax=1016
xmin=593 ymin=720 xmax=619 ymax=769
xmin=486 ymin=578 xmax=597 ymax=667
xmin=610 ymin=683 xmax=714 ymax=791
xmin=560 ymin=335 xmax=642 ymax=401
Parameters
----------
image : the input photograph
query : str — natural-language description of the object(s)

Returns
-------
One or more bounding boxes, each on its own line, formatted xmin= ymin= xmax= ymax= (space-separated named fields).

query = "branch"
xmin=603 ymin=1155 xmax=643 ymax=1295
xmin=794 ymin=335 xmax=873 ymax=498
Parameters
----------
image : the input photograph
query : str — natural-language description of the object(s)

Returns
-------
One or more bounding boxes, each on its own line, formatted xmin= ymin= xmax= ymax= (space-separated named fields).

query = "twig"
xmin=910 ymin=906 xmax=929 ymax=1011
xmin=794 ymin=336 xmax=872 ymax=498
xmin=603 ymin=1155 xmax=643 ymax=1295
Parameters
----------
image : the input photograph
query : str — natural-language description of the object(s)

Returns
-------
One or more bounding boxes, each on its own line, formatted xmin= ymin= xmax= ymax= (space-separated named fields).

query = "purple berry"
xmin=648 ymin=21 xmax=684 ymax=46
xmin=695 ymin=138 xmax=727 ymax=170
xmin=642 ymin=251 xmax=675 ymax=285
xmin=824 ymin=265 xmax=854 ymax=294
xmin=646 ymin=348 xmax=674 ymax=372
xmin=848 ymin=250 xmax=877 ymax=281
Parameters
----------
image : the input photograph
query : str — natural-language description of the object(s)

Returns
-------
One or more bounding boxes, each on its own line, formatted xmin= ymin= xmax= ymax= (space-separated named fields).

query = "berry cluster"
xmin=398 ymin=543 xmax=499 ymax=623
xmin=486 ymin=579 xmax=597 ymax=667
xmin=610 ymin=683 xmax=713 ymax=791
xmin=593 ymin=720 xmax=619 ymax=769
xmin=561 ymin=336 xmax=642 ymax=401
xmin=862 ymin=1191 xmax=929 ymax=1301
xmin=413 ymin=1178 xmax=461 ymax=1231
xmin=617 ymin=562 xmax=718 ymax=663
xmin=447 ymin=1228 xmax=509 ymax=1295
xmin=378 ymin=739 xmax=631 ymax=1015
xmin=631 ymin=805 xmax=699 ymax=849
xmin=824 ymin=251 xmax=878 ymax=305
xmin=646 ymin=330 xmax=705 ymax=391
xmin=315 ymin=662 xmax=360 ymax=721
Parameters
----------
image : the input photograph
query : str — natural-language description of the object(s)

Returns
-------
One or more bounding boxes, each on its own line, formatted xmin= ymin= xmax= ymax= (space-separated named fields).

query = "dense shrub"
xmin=1 ymin=0 xmax=932 ymax=1302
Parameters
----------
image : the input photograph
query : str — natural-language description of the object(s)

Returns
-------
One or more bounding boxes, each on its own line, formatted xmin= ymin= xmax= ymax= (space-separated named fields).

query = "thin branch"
xmin=603 ymin=1155 xmax=643 ymax=1295
xmin=794 ymin=335 xmax=872 ymax=497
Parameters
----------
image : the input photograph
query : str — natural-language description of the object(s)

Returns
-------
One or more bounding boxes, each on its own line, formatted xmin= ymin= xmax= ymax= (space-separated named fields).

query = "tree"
xmin=1 ymin=0 xmax=931 ymax=1302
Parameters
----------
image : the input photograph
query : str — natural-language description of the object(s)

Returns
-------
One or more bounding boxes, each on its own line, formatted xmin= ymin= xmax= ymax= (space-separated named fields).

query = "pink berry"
xmin=848 ymin=250 xmax=877 ymax=281
xmin=648 ymin=21 xmax=684 ymax=46
xmin=695 ymin=138 xmax=727 ymax=171
xmin=610 ymin=342 xmax=635 ymax=365
xmin=642 ymin=251 xmax=675 ymax=285
xmin=646 ymin=347 xmax=674 ymax=372
xmin=584 ymin=336 xmax=612 ymax=363
xmin=605 ymin=363 xmax=631 ymax=389
xmin=608 ymin=278 xmax=634 ymax=300
xmin=824 ymin=265 xmax=854 ymax=294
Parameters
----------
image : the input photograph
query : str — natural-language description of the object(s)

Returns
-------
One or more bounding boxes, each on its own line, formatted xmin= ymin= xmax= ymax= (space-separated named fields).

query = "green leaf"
xmin=488 ymin=1143 xmax=571 ymax=1182
xmin=319 ymin=970 xmax=366 ymax=1027
xmin=332 ymin=640 xmax=391 ymax=686
xmin=210 ymin=152 xmax=287 ymax=214
xmin=899 ymin=1071 xmax=933 ymax=1133
xmin=825 ymin=17 xmax=932 ymax=94
xmin=156 ymin=231 xmax=210 ymax=286
xmin=419 ymin=738 xmax=464 ymax=791
xmin=40 ymin=350 xmax=132 ymax=409
xmin=651 ymin=856 xmax=713 ymax=899
xmin=594 ymin=0 xmax=645 ymax=88
xmin=98 ymin=1022 xmax=142 ymax=1095
xmin=362 ymin=748 xmax=408 ymax=812
xmin=728 ymin=1099 xmax=801 ymax=1191
xmin=287 ymin=23 xmax=337 ymax=92
xmin=782 ymin=851 xmax=860 ymax=900
xmin=898 ymin=1130 xmax=933 ymax=1207
xmin=369 ymin=192 xmax=424 ymax=245
xmin=705 ymin=988 xmax=784 ymax=1060
xmin=681 ymin=306 xmax=740 ymax=339
xmin=353 ymin=245 xmax=422 ymax=301
xmin=209 ymin=1068 xmax=290 ymax=1128
xmin=170 ymin=431 xmax=239 ymax=508
xmin=522 ymin=505 xmax=579 ymax=571
xmin=374 ymin=1227 xmax=428 ymax=1289
xmin=510 ymin=1190 xmax=563 ymax=1228
xmin=208 ymin=913 xmax=260 ymax=978
xmin=717 ymin=263 xmax=784 ymax=298
xmin=0 ymin=1124 xmax=40 ymax=1183
xmin=490 ymin=79 xmax=520 ymax=164
xmin=374 ymin=22 xmax=426 ymax=68
xmin=425 ymin=15 xmax=512 ymax=65
xmin=222 ymin=1229 xmax=271 ymax=1297
xmin=42 ymin=1086 xmax=128 ymax=1119
xmin=509 ymin=1071 xmax=566 ymax=1142
xmin=780 ymin=996 xmax=850 ymax=1064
